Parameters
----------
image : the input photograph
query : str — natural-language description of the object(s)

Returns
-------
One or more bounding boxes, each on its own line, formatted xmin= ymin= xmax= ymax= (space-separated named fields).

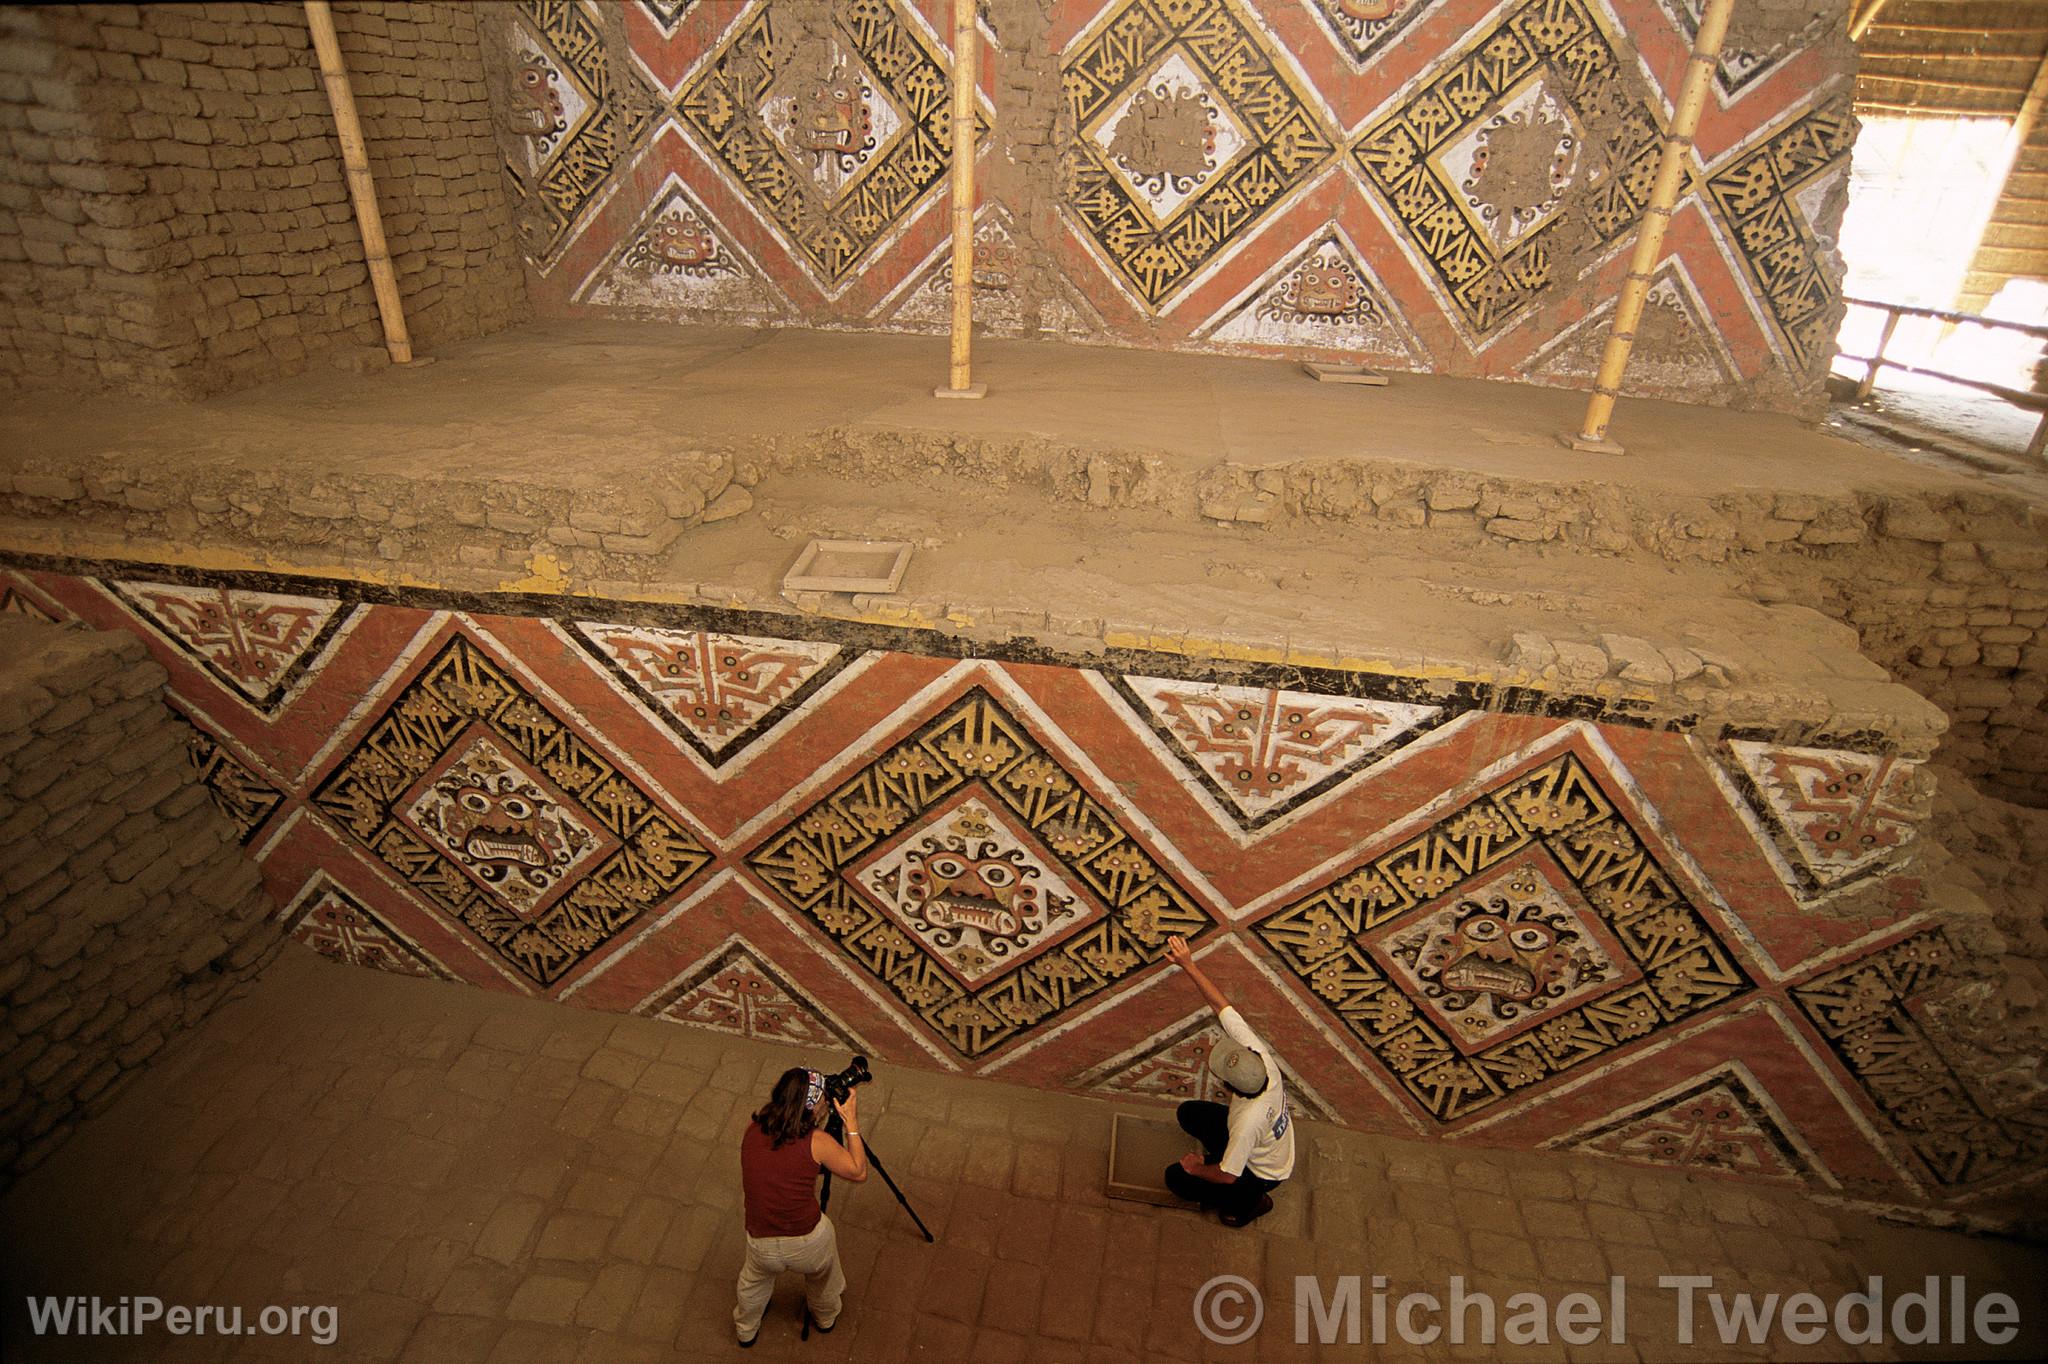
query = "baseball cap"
xmin=1207 ymin=1039 xmax=1268 ymax=1096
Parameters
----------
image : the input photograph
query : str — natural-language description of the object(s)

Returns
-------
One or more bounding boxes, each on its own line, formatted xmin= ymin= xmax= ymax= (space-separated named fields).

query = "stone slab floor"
xmin=3 ymin=947 xmax=2042 ymax=1364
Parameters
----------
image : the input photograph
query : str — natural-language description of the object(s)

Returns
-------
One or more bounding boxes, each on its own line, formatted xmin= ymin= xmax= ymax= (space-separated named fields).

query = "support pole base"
xmin=1560 ymin=430 xmax=1627 ymax=456
xmin=1301 ymin=362 xmax=1388 ymax=386
xmin=932 ymin=383 xmax=987 ymax=400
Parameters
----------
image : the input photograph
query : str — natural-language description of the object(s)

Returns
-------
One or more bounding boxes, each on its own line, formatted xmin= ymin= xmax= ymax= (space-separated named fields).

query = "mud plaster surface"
xmin=8 ymin=320 xmax=2027 ymax=498
xmin=2 ymin=320 xmax=2039 ymax=738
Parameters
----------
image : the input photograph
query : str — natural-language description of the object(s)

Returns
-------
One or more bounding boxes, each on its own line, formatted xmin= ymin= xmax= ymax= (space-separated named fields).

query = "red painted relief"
xmin=13 ymin=559 xmax=2015 ymax=1213
xmin=491 ymin=0 xmax=1851 ymax=409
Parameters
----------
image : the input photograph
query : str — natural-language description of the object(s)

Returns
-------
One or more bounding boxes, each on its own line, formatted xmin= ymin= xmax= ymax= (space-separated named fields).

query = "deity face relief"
xmin=905 ymin=841 xmax=1037 ymax=940
xmin=1286 ymin=262 xmax=1360 ymax=318
xmin=645 ymin=214 xmax=716 ymax=271
xmin=1395 ymin=888 xmax=1595 ymax=1027
xmin=1464 ymin=106 xmax=1576 ymax=232
xmin=424 ymin=765 xmax=591 ymax=896
xmin=972 ymin=238 xmax=1016 ymax=293
xmin=1430 ymin=911 xmax=1568 ymax=1002
xmin=509 ymin=59 xmax=564 ymax=140
xmin=795 ymin=67 xmax=872 ymax=162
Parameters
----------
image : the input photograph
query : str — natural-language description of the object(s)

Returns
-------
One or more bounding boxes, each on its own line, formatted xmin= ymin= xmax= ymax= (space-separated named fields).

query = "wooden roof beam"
xmin=1850 ymin=0 xmax=1893 ymax=42
xmin=1955 ymin=48 xmax=2048 ymax=311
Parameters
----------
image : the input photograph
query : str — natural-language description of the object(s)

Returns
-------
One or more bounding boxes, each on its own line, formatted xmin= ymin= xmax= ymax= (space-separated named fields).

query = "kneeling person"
xmin=1161 ymin=933 xmax=1294 ymax=1227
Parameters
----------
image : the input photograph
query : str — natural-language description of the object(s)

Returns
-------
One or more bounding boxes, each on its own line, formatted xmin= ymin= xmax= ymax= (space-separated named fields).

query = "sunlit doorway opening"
xmin=1832 ymin=116 xmax=2048 ymax=452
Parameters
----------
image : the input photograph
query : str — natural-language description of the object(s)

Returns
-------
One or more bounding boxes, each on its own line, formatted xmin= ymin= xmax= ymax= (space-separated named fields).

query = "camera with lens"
xmin=822 ymin=1054 xmax=871 ymax=1103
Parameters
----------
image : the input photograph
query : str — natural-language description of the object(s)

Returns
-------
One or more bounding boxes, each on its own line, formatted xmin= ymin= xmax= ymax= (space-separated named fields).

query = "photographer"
xmin=733 ymin=1066 xmax=867 ymax=1347
xmin=1161 ymin=933 xmax=1295 ymax=1228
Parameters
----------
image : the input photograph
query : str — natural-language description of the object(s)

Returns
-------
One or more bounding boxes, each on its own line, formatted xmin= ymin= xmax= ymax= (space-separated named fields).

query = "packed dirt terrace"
xmin=3 ymin=321 xmax=2043 ymax=798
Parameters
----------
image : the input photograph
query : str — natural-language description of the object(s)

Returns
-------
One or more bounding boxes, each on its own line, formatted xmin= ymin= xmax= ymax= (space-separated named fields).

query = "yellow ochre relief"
xmin=502 ymin=551 xmax=570 ymax=595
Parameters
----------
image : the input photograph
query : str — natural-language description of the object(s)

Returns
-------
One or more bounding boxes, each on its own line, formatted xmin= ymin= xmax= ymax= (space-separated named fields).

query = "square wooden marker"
xmin=783 ymin=539 xmax=914 ymax=595
xmin=1301 ymin=362 xmax=1389 ymax=386
xmin=1107 ymin=1112 xmax=1201 ymax=1207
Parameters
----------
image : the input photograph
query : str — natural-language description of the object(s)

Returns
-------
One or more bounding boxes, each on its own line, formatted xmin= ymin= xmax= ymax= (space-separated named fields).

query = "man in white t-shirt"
xmin=1160 ymin=934 xmax=1295 ymax=1227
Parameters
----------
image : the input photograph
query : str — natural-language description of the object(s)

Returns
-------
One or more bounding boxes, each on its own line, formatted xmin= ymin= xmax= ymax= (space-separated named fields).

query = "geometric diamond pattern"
xmin=495 ymin=0 xmax=1857 ymax=407
xmin=574 ymin=174 xmax=789 ymax=319
xmin=0 ymin=577 xmax=61 ymax=622
xmin=747 ymin=686 xmax=1217 ymax=1059
xmin=1199 ymin=227 xmax=1427 ymax=366
xmin=1302 ymin=0 xmax=1447 ymax=70
xmin=1716 ymin=738 xmax=1930 ymax=902
xmin=1075 ymin=1008 xmax=1334 ymax=1119
xmin=1560 ymin=1064 xmax=1818 ymax=1184
xmin=106 ymin=579 xmax=352 ymax=713
xmin=1653 ymin=0 xmax=1831 ymax=100
xmin=1352 ymin=0 xmax=1666 ymax=341
xmin=505 ymin=0 xmax=660 ymax=271
xmin=1705 ymin=96 xmax=1855 ymax=369
xmin=1792 ymin=930 xmax=2048 ymax=1189
xmin=570 ymin=622 xmax=847 ymax=767
xmin=1255 ymin=752 xmax=1748 ymax=1122
xmin=18 ymin=554 xmax=1971 ymax=1212
xmin=1062 ymin=0 xmax=1336 ymax=309
xmin=678 ymin=0 xmax=981 ymax=290
xmin=313 ymin=634 xmax=713 ymax=987
xmin=1108 ymin=674 xmax=1443 ymax=830
xmin=279 ymin=876 xmax=449 ymax=980
xmin=644 ymin=937 xmax=859 ymax=1049
xmin=185 ymin=721 xmax=284 ymax=845
xmin=1523 ymin=261 xmax=1736 ymax=400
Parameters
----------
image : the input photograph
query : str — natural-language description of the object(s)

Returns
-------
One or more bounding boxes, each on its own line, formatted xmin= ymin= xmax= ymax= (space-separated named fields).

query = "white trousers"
xmin=732 ymin=1214 xmax=845 ymax=1340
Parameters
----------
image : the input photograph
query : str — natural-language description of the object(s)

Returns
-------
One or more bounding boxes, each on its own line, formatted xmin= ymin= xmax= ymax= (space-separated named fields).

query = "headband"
xmin=803 ymin=1069 xmax=826 ymax=1112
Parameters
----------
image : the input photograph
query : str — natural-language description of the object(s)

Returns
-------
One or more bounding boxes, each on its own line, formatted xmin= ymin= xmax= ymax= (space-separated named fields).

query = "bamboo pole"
xmin=933 ymin=0 xmax=984 ymax=399
xmin=1955 ymin=49 xmax=2048 ymax=310
xmin=305 ymin=0 xmax=413 ymax=365
xmin=1565 ymin=0 xmax=1733 ymax=453
xmin=1849 ymin=0 xmax=1894 ymax=43
xmin=1855 ymin=307 xmax=1902 ymax=400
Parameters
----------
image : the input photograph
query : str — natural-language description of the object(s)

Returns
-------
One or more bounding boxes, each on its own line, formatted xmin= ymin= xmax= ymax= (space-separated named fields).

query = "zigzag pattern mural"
xmin=492 ymin=0 xmax=1854 ymax=407
xmin=6 ymin=557 xmax=2031 ymax=1217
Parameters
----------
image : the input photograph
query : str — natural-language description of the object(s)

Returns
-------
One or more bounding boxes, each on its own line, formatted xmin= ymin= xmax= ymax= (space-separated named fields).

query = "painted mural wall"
xmin=5 ymin=559 xmax=2039 ymax=1222
xmin=483 ymin=0 xmax=1856 ymax=411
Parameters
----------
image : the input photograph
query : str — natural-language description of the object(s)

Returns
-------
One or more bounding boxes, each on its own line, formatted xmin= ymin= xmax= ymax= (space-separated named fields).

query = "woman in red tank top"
xmin=732 ymin=1067 xmax=867 ymax=1347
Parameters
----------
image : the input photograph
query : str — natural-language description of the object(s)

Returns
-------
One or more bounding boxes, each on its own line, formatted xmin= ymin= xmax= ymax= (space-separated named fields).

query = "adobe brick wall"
xmin=0 ymin=1 xmax=527 ymax=398
xmin=0 ymin=615 xmax=282 ymax=1186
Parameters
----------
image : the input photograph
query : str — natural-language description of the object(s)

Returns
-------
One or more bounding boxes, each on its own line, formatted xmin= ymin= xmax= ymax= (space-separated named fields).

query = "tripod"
xmin=801 ymin=1107 xmax=934 ymax=1340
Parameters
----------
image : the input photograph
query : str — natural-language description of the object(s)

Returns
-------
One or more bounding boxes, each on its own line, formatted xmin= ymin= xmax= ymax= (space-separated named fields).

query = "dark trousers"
xmin=1162 ymin=1100 xmax=1279 ymax=1220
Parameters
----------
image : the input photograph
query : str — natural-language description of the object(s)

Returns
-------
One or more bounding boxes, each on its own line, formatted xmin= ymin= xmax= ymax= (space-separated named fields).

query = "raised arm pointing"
xmin=1166 ymin=934 xmax=1229 ymax=1016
